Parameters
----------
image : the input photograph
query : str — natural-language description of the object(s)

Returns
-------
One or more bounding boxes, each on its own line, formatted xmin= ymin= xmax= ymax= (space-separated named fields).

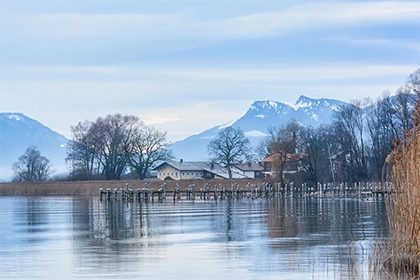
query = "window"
xmin=182 ymin=172 xmax=184 ymax=175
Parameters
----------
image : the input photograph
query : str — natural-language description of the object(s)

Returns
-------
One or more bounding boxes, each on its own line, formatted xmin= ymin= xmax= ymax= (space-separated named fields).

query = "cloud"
xmin=8 ymin=1 xmax=420 ymax=41
xmin=1 ymin=1 xmax=418 ymax=143
xmin=197 ymin=2 xmax=420 ymax=38
xmin=3 ymin=64 xmax=415 ymax=83
xmin=1 ymin=64 xmax=415 ymax=113
xmin=1 ymin=63 xmax=415 ymax=112
xmin=23 ymin=13 xmax=183 ymax=39
xmin=1 ymin=63 xmax=414 ymax=141
xmin=155 ymin=64 xmax=417 ymax=85
xmin=327 ymin=36 xmax=420 ymax=51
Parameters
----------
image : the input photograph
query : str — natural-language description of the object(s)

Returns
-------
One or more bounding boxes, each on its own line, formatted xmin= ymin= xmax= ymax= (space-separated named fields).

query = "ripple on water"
xmin=0 ymin=196 xmax=388 ymax=280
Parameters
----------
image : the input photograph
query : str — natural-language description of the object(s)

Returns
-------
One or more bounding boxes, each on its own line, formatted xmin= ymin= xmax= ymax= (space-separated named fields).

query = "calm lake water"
xmin=0 ymin=196 xmax=388 ymax=280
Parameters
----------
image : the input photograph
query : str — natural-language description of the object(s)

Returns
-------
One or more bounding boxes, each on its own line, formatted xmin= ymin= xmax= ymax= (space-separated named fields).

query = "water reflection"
xmin=0 ymin=196 xmax=389 ymax=280
xmin=266 ymin=198 xmax=388 ymax=241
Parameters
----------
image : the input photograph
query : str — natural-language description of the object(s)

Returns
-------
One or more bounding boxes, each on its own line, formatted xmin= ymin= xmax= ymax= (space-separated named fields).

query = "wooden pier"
xmin=99 ymin=181 xmax=392 ymax=202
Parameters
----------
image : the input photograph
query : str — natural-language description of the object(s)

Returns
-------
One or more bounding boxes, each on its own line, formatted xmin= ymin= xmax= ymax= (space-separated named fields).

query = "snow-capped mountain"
xmin=170 ymin=95 xmax=349 ymax=161
xmin=0 ymin=96 xmax=349 ymax=179
xmin=0 ymin=113 xmax=69 ymax=180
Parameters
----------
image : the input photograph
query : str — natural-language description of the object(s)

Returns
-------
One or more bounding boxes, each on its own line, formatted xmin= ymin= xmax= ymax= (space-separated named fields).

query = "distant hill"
xmin=0 ymin=96 xmax=350 ymax=180
xmin=170 ymin=95 xmax=349 ymax=161
xmin=0 ymin=113 xmax=69 ymax=180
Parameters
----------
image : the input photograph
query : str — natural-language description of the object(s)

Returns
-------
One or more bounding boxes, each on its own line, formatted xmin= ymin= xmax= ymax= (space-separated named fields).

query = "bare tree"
xmin=67 ymin=114 xmax=172 ymax=180
xmin=299 ymin=125 xmax=331 ymax=185
xmin=89 ymin=114 xmax=139 ymax=180
xmin=331 ymin=101 xmax=368 ymax=183
xmin=365 ymin=93 xmax=398 ymax=180
xmin=67 ymin=121 xmax=101 ymax=180
xmin=127 ymin=125 xmax=173 ymax=180
xmin=406 ymin=68 xmax=420 ymax=96
xmin=13 ymin=146 xmax=52 ymax=181
xmin=394 ymin=88 xmax=417 ymax=135
xmin=260 ymin=122 xmax=300 ymax=187
xmin=208 ymin=127 xmax=250 ymax=178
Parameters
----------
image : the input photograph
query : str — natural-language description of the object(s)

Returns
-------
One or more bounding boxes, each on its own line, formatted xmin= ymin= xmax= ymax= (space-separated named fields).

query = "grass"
xmin=0 ymin=178 xmax=265 ymax=195
xmin=381 ymin=103 xmax=420 ymax=278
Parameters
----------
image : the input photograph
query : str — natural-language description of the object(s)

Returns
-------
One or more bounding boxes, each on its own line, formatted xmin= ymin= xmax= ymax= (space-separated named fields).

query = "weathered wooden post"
xmin=186 ymin=185 xmax=190 ymax=200
xmin=173 ymin=185 xmax=176 ymax=202
xmin=344 ymin=182 xmax=347 ymax=198
xmin=192 ymin=184 xmax=196 ymax=201
xmin=163 ymin=183 xmax=167 ymax=200
xmin=317 ymin=182 xmax=321 ymax=198
xmin=290 ymin=182 xmax=294 ymax=198
xmin=131 ymin=187 xmax=134 ymax=200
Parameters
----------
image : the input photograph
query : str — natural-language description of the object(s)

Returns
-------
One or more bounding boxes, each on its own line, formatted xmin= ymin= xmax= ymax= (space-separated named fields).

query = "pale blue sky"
xmin=0 ymin=0 xmax=419 ymax=142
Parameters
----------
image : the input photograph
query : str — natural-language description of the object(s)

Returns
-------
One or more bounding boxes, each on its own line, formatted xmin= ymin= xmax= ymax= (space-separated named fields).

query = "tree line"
xmin=208 ymin=69 xmax=420 ymax=186
xmin=11 ymin=114 xmax=173 ymax=182
xmin=66 ymin=114 xmax=173 ymax=180
xmin=12 ymin=69 xmax=419 ymax=182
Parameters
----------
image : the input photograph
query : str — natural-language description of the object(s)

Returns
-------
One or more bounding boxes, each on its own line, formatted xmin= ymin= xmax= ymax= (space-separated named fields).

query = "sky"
xmin=0 ymin=0 xmax=419 ymax=142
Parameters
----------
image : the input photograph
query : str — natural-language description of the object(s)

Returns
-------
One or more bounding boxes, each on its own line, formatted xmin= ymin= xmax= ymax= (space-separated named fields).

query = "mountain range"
xmin=0 ymin=113 xmax=69 ymax=180
xmin=170 ymin=95 xmax=349 ymax=161
xmin=0 ymin=95 xmax=349 ymax=180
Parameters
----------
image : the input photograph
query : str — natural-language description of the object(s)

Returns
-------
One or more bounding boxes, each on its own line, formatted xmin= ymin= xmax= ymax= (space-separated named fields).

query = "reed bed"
xmin=383 ymin=103 xmax=420 ymax=278
xmin=0 ymin=178 xmax=265 ymax=195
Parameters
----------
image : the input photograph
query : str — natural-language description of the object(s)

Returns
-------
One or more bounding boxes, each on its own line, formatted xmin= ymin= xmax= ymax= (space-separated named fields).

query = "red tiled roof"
xmin=261 ymin=153 xmax=306 ymax=163
xmin=261 ymin=153 xmax=280 ymax=162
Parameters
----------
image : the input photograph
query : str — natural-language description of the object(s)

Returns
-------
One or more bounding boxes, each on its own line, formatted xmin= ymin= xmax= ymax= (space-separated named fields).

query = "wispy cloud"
xmin=1 ymin=1 xmax=418 ymax=141
xmin=1 ymin=64 xmax=416 ymax=110
xmin=156 ymin=65 xmax=417 ymax=83
xmin=9 ymin=2 xmax=420 ymax=40
xmin=197 ymin=2 xmax=420 ymax=38
xmin=21 ymin=13 xmax=183 ymax=39
xmin=327 ymin=36 xmax=420 ymax=51
xmin=0 ymin=63 xmax=417 ymax=83
xmin=1 ymin=63 xmax=414 ymax=141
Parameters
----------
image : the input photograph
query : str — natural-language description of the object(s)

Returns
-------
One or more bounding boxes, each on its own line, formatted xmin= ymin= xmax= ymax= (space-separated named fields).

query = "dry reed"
xmin=384 ymin=102 xmax=420 ymax=278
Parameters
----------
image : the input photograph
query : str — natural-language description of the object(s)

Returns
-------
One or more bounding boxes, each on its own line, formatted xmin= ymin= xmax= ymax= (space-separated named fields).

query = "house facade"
xmin=232 ymin=163 xmax=264 ymax=179
xmin=155 ymin=161 xmax=205 ymax=180
xmin=261 ymin=153 xmax=306 ymax=178
xmin=155 ymin=160 xmax=250 ymax=180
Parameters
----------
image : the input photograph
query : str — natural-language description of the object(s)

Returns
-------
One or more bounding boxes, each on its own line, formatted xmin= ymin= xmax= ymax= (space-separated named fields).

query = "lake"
xmin=0 ymin=196 xmax=388 ymax=279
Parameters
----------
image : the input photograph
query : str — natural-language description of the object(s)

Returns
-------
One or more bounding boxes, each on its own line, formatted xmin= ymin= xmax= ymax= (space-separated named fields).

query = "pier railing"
xmin=99 ymin=181 xmax=392 ymax=202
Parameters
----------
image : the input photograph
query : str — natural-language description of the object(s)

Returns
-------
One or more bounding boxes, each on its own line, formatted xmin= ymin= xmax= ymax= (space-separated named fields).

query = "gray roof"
xmin=155 ymin=161 xmax=248 ymax=179
xmin=157 ymin=160 xmax=203 ymax=171
xmin=191 ymin=161 xmax=224 ymax=171
xmin=234 ymin=163 xmax=264 ymax=171
xmin=193 ymin=162 xmax=247 ymax=179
